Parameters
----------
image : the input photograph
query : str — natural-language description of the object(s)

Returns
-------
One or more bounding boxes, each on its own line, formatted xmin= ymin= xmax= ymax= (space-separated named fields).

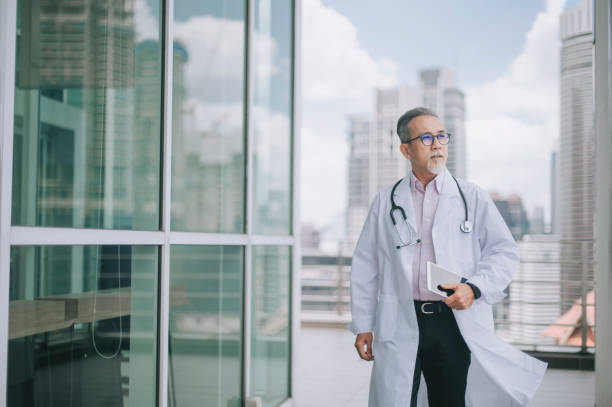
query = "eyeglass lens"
xmin=421 ymin=133 xmax=449 ymax=146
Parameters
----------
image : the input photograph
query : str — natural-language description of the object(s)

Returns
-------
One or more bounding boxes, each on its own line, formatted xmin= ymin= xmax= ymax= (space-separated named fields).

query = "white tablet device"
xmin=426 ymin=261 xmax=462 ymax=297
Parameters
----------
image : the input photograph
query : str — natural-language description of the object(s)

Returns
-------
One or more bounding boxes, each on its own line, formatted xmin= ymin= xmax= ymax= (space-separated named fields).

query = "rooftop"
xmin=296 ymin=326 xmax=595 ymax=407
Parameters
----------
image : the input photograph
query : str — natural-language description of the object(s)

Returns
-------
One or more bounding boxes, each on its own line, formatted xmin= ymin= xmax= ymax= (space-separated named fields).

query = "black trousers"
xmin=410 ymin=302 xmax=471 ymax=407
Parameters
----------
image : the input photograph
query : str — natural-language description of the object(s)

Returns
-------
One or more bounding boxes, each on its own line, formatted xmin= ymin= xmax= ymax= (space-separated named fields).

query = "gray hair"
xmin=396 ymin=107 xmax=438 ymax=143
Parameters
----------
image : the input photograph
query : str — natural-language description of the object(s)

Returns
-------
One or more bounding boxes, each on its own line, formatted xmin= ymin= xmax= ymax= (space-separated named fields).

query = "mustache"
xmin=428 ymin=152 xmax=445 ymax=159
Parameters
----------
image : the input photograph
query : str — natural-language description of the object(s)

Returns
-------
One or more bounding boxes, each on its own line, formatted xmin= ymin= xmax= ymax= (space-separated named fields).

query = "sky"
xmin=301 ymin=0 xmax=574 ymax=245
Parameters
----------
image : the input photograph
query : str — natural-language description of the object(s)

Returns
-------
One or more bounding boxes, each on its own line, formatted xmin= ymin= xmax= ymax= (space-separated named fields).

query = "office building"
xmin=530 ymin=206 xmax=546 ymax=235
xmin=508 ymin=235 xmax=561 ymax=346
xmin=550 ymin=150 xmax=558 ymax=234
xmin=490 ymin=192 xmax=530 ymax=241
xmin=558 ymin=0 xmax=594 ymax=312
xmin=0 ymin=1 xmax=299 ymax=406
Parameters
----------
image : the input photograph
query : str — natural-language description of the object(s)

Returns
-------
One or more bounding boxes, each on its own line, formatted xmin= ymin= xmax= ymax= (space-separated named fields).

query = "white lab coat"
xmin=348 ymin=169 xmax=547 ymax=406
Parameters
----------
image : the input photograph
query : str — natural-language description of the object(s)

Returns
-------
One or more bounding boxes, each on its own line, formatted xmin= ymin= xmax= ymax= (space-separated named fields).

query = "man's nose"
xmin=431 ymin=136 xmax=443 ymax=148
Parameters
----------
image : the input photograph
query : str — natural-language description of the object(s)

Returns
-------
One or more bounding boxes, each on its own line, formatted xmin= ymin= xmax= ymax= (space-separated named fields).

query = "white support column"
xmin=290 ymin=0 xmax=302 ymax=403
xmin=158 ymin=0 xmax=174 ymax=405
xmin=0 ymin=0 xmax=17 ymax=405
xmin=243 ymin=0 xmax=254 ymax=400
xmin=594 ymin=0 xmax=612 ymax=405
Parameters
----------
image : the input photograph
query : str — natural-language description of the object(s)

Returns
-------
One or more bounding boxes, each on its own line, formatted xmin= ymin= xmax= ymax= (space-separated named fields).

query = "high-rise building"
xmin=490 ymin=192 xmax=530 ymax=241
xmin=346 ymin=68 xmax=466 ymax=249
xmin=551 ymin=150 xmax=558 ymax=234
xmin=530 ymin=207 xmax=546 ymax=235
xmin=558 ymin=0 xmax=594 ymax=312
xmin=421 ymin=68 xmax=467 ymax=180
xmin=507 ymin=235 xmax=561 ymax=345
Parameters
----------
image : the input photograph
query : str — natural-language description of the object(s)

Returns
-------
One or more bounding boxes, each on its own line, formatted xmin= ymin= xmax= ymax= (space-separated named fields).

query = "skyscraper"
xmin=421 ymin=68 xmax=467 ymax=179
xmin=558 ymin=0 xmax=594 ymax=312
xmin=551 ymin=150 xmax=558 ymax=234
xmin=490 ymin=192 xmax=530 ymax=241
xmin=346 ymin=68 xmax=466 ymax=250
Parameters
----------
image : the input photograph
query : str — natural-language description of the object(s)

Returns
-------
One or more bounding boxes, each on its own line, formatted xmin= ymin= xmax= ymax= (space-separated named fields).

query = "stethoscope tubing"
xmin=389 ymin=174 xmax=472 ymax=248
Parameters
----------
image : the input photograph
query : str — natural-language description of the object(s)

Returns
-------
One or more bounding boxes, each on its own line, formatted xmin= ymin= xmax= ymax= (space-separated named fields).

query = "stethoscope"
xmin=390 ymin=175 xmax=472 ymax=249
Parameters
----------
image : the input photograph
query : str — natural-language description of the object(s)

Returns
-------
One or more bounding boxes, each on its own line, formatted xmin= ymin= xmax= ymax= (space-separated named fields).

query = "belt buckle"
xmin=421 ymin=302 xmax=434 ymax=315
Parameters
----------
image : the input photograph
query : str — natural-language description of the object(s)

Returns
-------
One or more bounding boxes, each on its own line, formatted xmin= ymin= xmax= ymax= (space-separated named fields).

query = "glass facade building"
xmin=0 ymin=0 xmax=300 ymax=405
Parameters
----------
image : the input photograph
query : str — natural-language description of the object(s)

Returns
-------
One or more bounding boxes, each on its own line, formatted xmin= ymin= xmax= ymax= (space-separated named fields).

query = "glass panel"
xmin=168 ymin=245 xmax=243 ymax=407
xmin=7 ymin=245 xmax=159 ymax=406
xmin=252 ymin=0 xmax=293 ymax=235
xmin=250 ymin=246 xmax=291 ymax=406
xmin=12 ymin=0 xmax=162 ymax=229
xmin=171 ymin=0 xmax=246 ymax=233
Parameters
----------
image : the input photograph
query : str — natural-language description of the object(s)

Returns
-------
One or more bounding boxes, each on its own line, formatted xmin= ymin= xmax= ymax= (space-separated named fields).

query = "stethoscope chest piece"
xmin=460 ymin=220 xmax=473 ymax=234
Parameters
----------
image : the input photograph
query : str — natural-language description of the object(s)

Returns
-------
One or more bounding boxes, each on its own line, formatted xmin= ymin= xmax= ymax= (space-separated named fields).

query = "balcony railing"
xmin=300 ymin=235 xmax=596 ymax=355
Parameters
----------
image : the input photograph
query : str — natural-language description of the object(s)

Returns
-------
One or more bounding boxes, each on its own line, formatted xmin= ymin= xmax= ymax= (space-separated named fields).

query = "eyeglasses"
xmin=404 ymin=132 xmax=451 ymax=146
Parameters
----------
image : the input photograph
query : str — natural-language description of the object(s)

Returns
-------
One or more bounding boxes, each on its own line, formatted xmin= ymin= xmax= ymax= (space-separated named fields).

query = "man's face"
xmin=399 ymin=115 xmax=448 ymax=176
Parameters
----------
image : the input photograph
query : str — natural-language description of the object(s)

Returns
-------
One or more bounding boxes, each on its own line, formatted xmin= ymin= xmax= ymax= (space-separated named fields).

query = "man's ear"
xmin=399 ymin=143 xmax=412 ymax=161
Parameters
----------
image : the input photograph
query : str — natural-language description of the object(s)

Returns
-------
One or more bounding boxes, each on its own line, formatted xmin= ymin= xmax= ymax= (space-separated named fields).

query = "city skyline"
xmin=302 ymin=0 xmax=567 ymax=248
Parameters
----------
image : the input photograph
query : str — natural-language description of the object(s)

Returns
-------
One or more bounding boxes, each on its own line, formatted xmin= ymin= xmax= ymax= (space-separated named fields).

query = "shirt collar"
xmin=410 ymin=170 xmax=445 ymax=194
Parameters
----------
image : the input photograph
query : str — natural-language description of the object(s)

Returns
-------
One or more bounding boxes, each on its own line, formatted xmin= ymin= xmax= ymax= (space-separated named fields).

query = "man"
xmin=348 ymin=107 xmax=547 ymax=406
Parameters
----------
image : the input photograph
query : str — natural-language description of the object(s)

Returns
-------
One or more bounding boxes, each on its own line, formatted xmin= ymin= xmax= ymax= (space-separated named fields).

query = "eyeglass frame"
xmin=403 ymin=132 xmax=452 ymax=146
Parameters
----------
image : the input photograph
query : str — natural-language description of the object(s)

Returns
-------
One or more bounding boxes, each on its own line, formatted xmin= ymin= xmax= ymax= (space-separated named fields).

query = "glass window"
xmin=252 ymin=0 xmax=293 ymax=235
xmin=7 ymin=245 xmax=159 ymax=406
xmin=12 ymin=0 xmax=162 ymax=230
xmin=171 ymin=0 xmax=246 ymax=233
xmin=250 ymin=246 xmax=291 ymax=406
xmin=168 ymin=245 xmax=243 ymax=407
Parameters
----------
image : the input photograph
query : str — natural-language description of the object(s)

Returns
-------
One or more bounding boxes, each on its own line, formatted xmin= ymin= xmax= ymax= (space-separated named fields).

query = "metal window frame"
xmin=0 ymin=0 xmax=18 ymax=405
xmin=0 ymin=0 xmax=298 ymax=405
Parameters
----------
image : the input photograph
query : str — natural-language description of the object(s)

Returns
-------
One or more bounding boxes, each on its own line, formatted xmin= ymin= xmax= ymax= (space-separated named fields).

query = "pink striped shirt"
xmin=410 ymin=171 xmax=445 ymax=301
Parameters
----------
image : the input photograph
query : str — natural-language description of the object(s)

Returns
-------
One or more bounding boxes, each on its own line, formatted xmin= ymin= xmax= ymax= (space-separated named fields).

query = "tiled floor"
xmin=296 ymin=326 xmax=595 ymax=407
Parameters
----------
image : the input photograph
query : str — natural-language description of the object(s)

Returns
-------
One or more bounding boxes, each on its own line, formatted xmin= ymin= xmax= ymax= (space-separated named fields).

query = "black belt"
xmin=414 ymin=300 xmax=450 ymax=315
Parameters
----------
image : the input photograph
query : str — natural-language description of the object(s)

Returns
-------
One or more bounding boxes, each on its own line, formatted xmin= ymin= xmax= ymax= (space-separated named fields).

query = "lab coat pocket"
xmin=375 ymin=294 xmax=398 ymax=342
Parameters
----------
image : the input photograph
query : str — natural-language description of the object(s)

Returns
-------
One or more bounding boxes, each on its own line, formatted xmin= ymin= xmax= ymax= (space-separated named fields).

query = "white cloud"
xmin=302 ymin=0 xmax=397 ymax=108
xmin=466 ymin=0 xmax=564 ymax=221
xmin=300 ymin=0 xmax=398 ymax=230
xmin=134 ymin=0 xmax=159 ymax=41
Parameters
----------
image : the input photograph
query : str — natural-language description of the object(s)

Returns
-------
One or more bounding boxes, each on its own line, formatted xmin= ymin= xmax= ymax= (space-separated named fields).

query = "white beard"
xmin=427 ymin=159 xmax=446 ymax=175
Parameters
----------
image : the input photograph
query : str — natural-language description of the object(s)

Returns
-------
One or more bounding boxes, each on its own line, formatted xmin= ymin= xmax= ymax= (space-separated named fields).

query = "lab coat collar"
xmin=440 ymin=167 xmax=461 ymax=198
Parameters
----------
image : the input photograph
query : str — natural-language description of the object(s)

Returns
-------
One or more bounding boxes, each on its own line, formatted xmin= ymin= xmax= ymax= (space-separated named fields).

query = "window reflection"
xmin=12 ymin=0 xmax=162 ymax=230
xmin=169 ymin=245 xmax=243 ymax=407
xmin=8 ymin=245 xmax=159 ymax=406
xmin=251 ymin=246 xmax=291 ymax=406
xmin=252 ymin=0 xmax=293 ymax=235
xmin=171 ymin=0 xmax=246 ymax=233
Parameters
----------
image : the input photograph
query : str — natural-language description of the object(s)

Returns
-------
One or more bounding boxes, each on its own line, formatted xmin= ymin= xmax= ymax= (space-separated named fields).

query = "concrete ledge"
xmin=526 ymin=351 xmax=594 ymax=371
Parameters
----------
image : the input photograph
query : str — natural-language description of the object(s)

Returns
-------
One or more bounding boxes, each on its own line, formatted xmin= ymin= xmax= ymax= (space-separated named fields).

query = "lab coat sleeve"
xmin=348 ymin=193 xmax=381 ymax=335
xmin=467 ymin=187 xmax=520 ymax=304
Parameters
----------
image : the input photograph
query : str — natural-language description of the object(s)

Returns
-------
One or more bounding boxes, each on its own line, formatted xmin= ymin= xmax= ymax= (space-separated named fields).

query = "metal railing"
xmin=300 ymin=236 xmax=596 ymax=353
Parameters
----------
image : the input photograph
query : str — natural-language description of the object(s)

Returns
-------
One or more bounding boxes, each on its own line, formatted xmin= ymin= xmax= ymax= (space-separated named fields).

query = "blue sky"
xmin=319 ymin=0 xmax=544 ymax=87
xmin=301 ymin=0 xmax=574 ymax=247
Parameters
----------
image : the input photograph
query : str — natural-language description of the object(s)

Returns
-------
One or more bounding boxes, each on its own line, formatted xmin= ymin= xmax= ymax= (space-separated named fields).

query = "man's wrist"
xmin=466 ymin=282 xmax=481 ymax=299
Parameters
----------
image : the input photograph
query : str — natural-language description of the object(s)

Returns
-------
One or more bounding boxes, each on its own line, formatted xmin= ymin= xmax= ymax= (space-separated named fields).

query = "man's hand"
xmin=441 ymin=283 xmax=475 ymax=310
xmin=354 ymin=332 xmax=374 ymax=361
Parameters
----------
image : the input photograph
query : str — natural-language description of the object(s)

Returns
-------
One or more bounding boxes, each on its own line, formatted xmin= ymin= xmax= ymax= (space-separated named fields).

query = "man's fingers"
xmin=366 ymin=339 xmax=373 ymax=360
xmin=354 ymin=335 xmax=374 ymax=361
